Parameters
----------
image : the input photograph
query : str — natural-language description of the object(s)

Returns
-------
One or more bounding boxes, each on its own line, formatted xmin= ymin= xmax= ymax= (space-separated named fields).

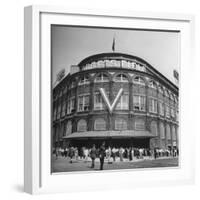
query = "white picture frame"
xmin=24 ymin=5 xmax=195 ymax=194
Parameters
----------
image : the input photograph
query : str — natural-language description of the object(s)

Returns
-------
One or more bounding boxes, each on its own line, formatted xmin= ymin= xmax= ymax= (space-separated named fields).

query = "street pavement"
xmin=52 ymin=156 xmax=179 ymax=173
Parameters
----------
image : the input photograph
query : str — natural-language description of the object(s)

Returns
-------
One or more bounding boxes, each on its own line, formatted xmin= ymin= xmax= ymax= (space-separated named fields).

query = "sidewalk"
xmin=52 ymin=154 xmax=178 ymax=163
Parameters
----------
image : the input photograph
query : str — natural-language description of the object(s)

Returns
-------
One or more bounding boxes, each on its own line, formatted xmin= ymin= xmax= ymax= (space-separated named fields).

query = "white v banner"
xmin=99 ymin=88 xmax=123 ymax=113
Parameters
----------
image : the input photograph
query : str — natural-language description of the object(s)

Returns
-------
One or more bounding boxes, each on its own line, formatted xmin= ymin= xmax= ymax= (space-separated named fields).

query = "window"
xmin=61 ymin=101 xmax=66 ymax=117
xmin=135 ymin=119 xmax=145 ymax=130
xmin=94 ymin=91 xmax=109 ymax=110
xmin=78 ymin=76 xmax=89 ymax=85
xmin=114 ymin=74 xmax=128 ymax=82
xmin=133 ymin=76 xmax=145 ymax=85
xmin=66 ymin=121 xmax=72 ymax=136
xmin=67 ymin=97 xmax=75 ymax=114
xmin=150 ymin=121 xmax=158 ymax=136
xmin=149 ymin=80 xmax=157 ymax=89
xmin=94 ymin=118 xmax=106 ymax=130
xmin=115 ymin=118 xmax=127 ymax=130
xmin=115 ymin=93 xmax=129 ymax=110
xmin=165 ymin=105 xmax=170 ymax=118
xmin=78 ymin=94 xmax=89 ymax=112
xmin=166 ymin=124 xmax=171 ymax=140
xmin=159 ymin=101 xmax=164 ymax=116
xmin=64 ymin=86 xmax=68 ymax=94
xmin=59 ymin=124 xmax=63 ymax=138
xmin=95 ymin=73 xmax=109 ymax=82
xmin=70 ymin=81 xmax=76 ymax=89
xmin=133 ymin=95 xmax=146 ymax=111
xmin=57 ymin=104 xmax=61 ymax=119
xmin=149 ymin=98 xmax=157 ymax=113
xmin=53 ymin=108 xmax=57 ymax=120
xmin=77 ymin=119 xmax=87 ymax=132
xmin=171 ymin=107 xmax=175 ymax=118
xmin=160 ymin=122 xmax=165 ymax=139
xmin=55 ymin=126 xmax=59 ymax=142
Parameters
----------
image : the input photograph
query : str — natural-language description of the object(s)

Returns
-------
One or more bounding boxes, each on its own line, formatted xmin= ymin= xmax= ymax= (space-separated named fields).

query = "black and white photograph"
xmin=51 ymin=25 xmax=179 ymax=173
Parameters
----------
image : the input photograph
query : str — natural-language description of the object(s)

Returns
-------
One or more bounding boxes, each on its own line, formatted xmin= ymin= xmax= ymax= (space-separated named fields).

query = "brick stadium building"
xmin=52 ymin=52 xmax=179 ymax=150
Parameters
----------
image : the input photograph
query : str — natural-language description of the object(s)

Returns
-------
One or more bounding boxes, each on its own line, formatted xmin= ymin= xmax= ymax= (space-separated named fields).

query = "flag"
xmin=173 ymin=70 xmax=179 ymax=81
xmin=112 ymin=37 xmax=115 ymax=52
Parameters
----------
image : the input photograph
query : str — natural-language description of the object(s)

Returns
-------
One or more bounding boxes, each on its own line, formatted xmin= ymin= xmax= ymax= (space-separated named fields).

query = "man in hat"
xmin=99 ymin=142 xmax=106 ymax=170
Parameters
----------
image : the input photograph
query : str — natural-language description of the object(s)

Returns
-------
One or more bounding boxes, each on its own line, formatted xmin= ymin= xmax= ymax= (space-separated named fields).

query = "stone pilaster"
xmin=164 ymin=121 xmax=167 ymax=149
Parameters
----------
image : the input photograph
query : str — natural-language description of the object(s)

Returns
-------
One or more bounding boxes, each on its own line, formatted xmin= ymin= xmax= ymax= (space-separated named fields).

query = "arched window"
xmin=160 ymin=122 xmax=165 ymax=139
xmin=77 ymin=119 xmax=87 ymax=132
xmin=94 ymin=118 xmax=106 ymax=130
xmin=78 ymin=75 xmax=90 ymax=85
xmin=150 ymin=121 xmax=158 ymax=136
xmin=114 ymin=74 xmax=128 ymax=82
xmin=133 ymin=76 xmax=145 ymax=85
xmin=135 ymin=119 xmax=145 ymax=130
xmin=94 ymin=73 xmax=109 ymax=82
xmin=166 ymin=124 xmax=171 ymax=140
xmin=149 ymin=80 xmax=157 ymax=89
xmin=66 ymin=121 xmax=72 ymax=136
xmin=115 ymin=118 xmax=127 ymax=130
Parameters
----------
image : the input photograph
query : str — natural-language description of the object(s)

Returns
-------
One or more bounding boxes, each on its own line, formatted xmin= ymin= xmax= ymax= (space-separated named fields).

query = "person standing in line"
xmin=84 ymin=147 xmax=89 ymax=162
xmin=119 ymin=147 xmax=124 ymax=162
xmin=99 ymin=142 xmax=106 ymax=170
xmin=64 ymin=147 xmax=68 ymax=158
xmin=68 ymin=146 xmax=74 ymax=163
xmin=90 ymin=144 xmax=97 ymax=168
xmin=107 ymin=146 xmax=112 ymax=164
xmin=74 ymin=147 xmax=79 ymax=161
xmin=129 ymin=147 xmax=133 ymax=161
xmin=154 ymin=148 xmax=157 ymax=160
xmin=55 ymin=146 xmax=59 ymax=159
xmin=112 ymin=147 xmax=116 ymax=162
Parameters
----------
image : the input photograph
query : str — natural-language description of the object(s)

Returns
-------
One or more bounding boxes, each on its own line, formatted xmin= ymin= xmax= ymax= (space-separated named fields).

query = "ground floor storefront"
xmin=67 ymin=138 xmax=150 ymax=148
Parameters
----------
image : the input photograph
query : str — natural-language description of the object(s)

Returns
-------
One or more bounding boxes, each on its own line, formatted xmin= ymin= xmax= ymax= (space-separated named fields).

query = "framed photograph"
xmin=24 ymin=5 xmax=195 ymax=194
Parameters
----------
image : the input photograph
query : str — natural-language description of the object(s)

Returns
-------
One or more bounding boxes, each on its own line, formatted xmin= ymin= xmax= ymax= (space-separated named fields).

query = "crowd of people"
xmin=53 ymin=143 xmax=178 ymax=170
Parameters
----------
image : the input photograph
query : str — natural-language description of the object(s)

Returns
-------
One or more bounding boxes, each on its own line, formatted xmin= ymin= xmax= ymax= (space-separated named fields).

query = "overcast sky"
xmin=51 ymin=25 xmax=180 ymax=85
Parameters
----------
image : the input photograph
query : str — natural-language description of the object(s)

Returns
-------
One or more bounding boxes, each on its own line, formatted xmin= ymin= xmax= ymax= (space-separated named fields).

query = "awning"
xmin=63 ymin=130 xmax=155 ymax=139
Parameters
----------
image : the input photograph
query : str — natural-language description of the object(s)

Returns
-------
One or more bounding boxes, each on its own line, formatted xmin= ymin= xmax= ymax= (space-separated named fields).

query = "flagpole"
xmin=112 ymin=35 xmax=115 ymax=52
